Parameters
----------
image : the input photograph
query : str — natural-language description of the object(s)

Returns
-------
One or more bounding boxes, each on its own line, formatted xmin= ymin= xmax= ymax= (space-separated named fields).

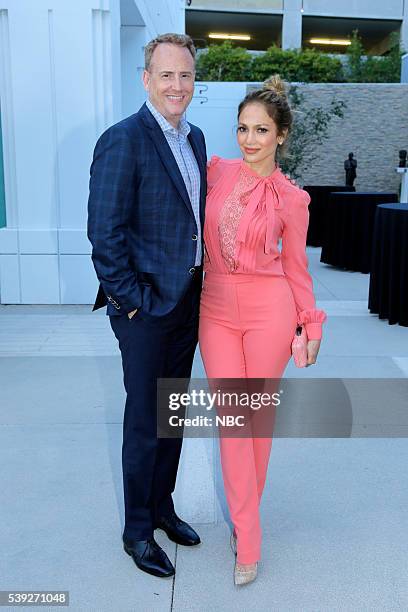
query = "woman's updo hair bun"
xmin=262 ymin=74 xmax=287 ymax=98
xmin=237 ymin=73 xmax=293 ymax=157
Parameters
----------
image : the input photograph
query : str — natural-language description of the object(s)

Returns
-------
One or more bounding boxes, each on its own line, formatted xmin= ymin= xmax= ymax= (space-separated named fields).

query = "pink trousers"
xmin=199 ymin=272 xmax=297 ymax=564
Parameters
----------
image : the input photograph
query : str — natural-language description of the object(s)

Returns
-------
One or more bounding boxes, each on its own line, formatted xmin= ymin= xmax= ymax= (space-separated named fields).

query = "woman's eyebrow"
xmin=238 ymin=122 xmax=271 ymax=127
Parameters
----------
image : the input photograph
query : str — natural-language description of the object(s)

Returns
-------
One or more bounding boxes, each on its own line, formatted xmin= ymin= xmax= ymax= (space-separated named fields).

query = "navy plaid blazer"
xmin=87 ymin=103 xmax=207 ymax=317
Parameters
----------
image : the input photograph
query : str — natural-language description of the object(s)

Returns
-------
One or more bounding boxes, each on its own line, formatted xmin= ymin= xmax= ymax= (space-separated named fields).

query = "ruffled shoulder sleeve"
xmin=207 ymin=155 xmax=223 ymax=191
xmin=207 ymin=156 xmax=242 ymax=193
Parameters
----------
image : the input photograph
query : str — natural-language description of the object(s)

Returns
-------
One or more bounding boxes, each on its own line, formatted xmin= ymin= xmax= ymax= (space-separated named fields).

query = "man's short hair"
xmin=144 ymin=33 xmax=196 ymax=71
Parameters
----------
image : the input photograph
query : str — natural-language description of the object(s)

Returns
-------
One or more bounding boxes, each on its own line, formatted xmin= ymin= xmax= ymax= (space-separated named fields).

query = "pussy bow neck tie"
xmin=236 ymin=175 xmax=284 ymax=255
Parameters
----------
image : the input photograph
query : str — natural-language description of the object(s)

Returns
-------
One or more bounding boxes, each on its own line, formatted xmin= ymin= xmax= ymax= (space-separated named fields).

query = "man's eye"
xmin=162 ymin=74 xmax=169 ymax=78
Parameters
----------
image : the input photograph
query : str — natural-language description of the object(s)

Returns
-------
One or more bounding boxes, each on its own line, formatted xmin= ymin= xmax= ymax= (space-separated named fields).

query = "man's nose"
xmin=172 ymin=75 xmax=182 ymax=90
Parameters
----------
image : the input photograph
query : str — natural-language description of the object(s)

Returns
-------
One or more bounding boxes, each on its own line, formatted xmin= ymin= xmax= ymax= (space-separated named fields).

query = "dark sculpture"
xmin=399 ymin=150 xmax=407 ymax=168
xmin=344 ymin=152 xmax=357 ymax=187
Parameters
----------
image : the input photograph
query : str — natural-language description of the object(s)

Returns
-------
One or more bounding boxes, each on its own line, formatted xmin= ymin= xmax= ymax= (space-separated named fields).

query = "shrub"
xmin=196 ymin=41 xmax=252 ymax=81
xmin=195 ymin=37 xmax=404 ymax=83
xmin=252 ymin=45 xmax=345 ymax=83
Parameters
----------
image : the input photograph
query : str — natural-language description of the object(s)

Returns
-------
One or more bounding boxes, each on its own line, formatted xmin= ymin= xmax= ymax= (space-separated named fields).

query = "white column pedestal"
xmin=396 ymin=167 xmax=408 ymax=203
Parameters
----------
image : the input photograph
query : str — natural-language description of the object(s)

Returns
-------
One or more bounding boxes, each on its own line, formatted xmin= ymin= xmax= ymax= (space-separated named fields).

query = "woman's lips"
xmin=244 ymin=147 xmax=259 ymax=154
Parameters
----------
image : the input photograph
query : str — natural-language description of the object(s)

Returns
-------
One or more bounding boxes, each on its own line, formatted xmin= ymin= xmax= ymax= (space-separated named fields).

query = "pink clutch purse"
xmin=291 ymin=325 xmax=308 ymax=368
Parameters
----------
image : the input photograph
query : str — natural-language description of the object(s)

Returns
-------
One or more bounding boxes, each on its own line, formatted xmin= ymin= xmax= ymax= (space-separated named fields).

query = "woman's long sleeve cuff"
xmin=298 ymin=309 xmax=327 ymax=340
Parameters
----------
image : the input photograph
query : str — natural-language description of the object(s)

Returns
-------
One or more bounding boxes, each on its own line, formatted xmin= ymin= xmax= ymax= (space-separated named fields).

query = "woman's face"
xmin=237 ymin=102 xmax=285 ymax=167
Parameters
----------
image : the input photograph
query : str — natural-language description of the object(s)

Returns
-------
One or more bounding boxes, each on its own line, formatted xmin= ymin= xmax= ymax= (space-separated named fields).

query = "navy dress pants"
xmin=109 ymin=273 xmax=201 ymax=541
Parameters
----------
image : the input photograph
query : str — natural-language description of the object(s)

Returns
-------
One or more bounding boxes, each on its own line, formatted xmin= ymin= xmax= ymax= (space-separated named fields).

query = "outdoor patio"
xmin=1 ymin=248 xmax=407 ymax=611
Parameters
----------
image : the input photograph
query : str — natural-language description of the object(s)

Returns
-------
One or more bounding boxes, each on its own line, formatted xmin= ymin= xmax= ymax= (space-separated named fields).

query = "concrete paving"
xmin=1 ymin=249 xmax=408 ymax=611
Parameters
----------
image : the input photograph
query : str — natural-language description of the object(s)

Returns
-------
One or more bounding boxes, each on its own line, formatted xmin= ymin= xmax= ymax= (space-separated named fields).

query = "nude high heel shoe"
xmin=234 ymin=561 xmax=258 ymax=586
xmin=231 ymin=531 xmax=258 ymax=585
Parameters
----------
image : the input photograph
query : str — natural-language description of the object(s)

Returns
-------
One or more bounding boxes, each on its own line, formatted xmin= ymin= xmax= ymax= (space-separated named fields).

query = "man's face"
xmin=143 ymin=43 xmax=195 ymax=128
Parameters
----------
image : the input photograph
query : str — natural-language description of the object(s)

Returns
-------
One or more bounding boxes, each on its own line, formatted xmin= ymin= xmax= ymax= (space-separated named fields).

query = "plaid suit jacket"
xmin=87 ymin=103 xmax=207 ymax=317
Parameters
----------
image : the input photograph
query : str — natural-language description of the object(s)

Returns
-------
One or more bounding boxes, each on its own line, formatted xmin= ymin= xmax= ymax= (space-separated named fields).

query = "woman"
xmin=199 ymin=75 xmax=327 ymax=585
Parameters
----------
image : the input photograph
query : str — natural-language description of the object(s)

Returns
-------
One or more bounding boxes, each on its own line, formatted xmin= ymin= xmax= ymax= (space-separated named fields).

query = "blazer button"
xmin=189 ymin=267 xmax=196 ymax=275
xmin=192 ymin=234 xmax=198 ymax=241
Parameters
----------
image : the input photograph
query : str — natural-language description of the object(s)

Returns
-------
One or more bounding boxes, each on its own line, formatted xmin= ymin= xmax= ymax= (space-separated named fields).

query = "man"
xmin=87 ymin=33 xmax=207 ymax=578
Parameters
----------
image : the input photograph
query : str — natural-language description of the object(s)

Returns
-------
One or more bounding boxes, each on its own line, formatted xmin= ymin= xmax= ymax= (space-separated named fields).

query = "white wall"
xmin=0 ymin=0 xmax=186 ymax=304
xmin=189 ymin=0 xmax=283 ymax=10
xmin=303 ymin=0 xmax=404 ymax=19
xmin=187 ymin=82 xmax=246 ymax=160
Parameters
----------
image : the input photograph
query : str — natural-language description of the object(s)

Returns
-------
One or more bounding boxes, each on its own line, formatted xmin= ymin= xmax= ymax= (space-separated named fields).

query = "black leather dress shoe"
xmin=155 ymin=512 xmax=201 ymax=546
xmin=123 ymin=537 xmax=175 ymax=578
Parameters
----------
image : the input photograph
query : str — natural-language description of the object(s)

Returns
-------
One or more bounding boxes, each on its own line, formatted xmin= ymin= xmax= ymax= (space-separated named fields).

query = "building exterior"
xmin=0 ymin=0 xmax=407 ymax=305
xmin=186 ymin=0 xmax=408 ymax=54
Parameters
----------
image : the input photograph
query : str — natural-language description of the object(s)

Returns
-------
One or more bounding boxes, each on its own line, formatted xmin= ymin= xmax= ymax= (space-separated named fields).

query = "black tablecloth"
xmin=369 ymin=203 xmax=408 ymax=326
xmin=304 ymin=185 xmax=355 ymax=247
xmin=320 ymin=192 xmax=398 ymax=273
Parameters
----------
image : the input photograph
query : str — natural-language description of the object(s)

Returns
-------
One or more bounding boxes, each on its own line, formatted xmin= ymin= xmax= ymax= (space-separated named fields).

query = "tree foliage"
xmin=346 ymin=30 xmax=403 ymax=83
xmin=196 ymin=42 xmax=252 ymax=82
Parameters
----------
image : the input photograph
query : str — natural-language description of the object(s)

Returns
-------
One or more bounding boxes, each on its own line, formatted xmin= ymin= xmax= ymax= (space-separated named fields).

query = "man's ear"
xmin=142 ymin=70 xmax=149 ymax=92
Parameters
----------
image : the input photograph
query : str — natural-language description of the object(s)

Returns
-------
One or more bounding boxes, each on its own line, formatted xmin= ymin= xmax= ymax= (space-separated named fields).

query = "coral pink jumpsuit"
xmin=199 ymin=156 xmax=327 ymax=564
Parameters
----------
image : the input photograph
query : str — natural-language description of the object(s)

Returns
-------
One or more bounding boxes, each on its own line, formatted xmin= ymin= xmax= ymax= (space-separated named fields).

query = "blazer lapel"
xmin=187 ymin=129 xmax=207 ymax=225
xmin=140 ymin=104 xmax=195 ymax=219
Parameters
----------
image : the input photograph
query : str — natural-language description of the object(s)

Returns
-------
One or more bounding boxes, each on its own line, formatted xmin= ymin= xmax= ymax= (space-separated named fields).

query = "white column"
xmin=134 ymin=0 xmax=185 ymax=39
xmin=282 ymin=0 xmax=302 ymax=50
xmin=402 ymin=53 xmax=408 ymax=83
xmin=0 ymin=0 xmax=120 ymax=304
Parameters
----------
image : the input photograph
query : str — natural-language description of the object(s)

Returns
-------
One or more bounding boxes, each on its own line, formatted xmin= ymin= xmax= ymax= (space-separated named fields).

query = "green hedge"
xmin=251 ymin=46 xmax=345 ymax=83
xmin=196 ymin=33 xmax=404 ymax=83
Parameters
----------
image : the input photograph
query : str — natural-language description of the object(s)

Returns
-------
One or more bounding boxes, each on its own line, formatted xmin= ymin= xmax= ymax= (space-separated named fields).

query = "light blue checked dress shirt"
xmin=146 ymin=99 xmax=202 ymax=266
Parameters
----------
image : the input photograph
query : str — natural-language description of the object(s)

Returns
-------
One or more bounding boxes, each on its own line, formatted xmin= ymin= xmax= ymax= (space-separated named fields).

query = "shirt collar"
xmin=146 ymin=99 xmax=190 ymax=138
